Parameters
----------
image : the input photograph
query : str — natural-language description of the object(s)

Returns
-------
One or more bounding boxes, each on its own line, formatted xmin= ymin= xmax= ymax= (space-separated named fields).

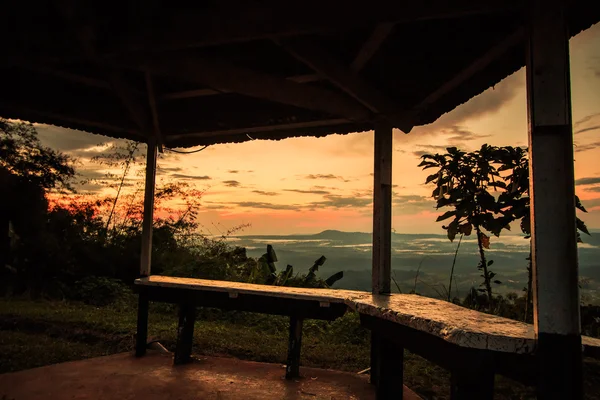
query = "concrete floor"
xmin=0 ymin=351 xmax=420 ymax=399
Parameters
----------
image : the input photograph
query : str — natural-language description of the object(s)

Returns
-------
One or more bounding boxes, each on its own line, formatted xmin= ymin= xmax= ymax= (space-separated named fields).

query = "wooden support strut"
xmin=174 ymin=303 xmax=197 ymax=365
xmin=372 ymin=120 xmax=393 ymax=295
xmin=375 ymin=337 xmax=404 ymax=400
xmin=140 ymin=139 xmax=157 ymax=277
xmin=526 ymin=0 xmax=582 ymax=398
xmin=135 ymin=289 xmax=149 ymax=357
xmin=286 ymin=315 xmax=304 ymax=379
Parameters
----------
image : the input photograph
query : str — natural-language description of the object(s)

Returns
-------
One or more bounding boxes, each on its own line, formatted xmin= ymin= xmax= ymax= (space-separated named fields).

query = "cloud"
xmin=35 ymin=124 xmax=112 ymax=153
xmin=412 ymin=144 xmax=449 ymax=158
xmin=284 ymin=189 xmax=331 ymax=195
xmin=393 ymin=195 xmax=436 ymax=215
xmin=252 ymin=190 xmax=279 ymax=196
xmin=444 ymin=126 xmax=492 ymax=145
xmin=172 ymin=174 xmax=211 ymax=180
xmin=223 ymin=180 xmax=241 ymax=187
xmin=227 ymin=170 xmax=239 ymax=173
xmin=575 ymin=113 xmax=600 ymax=135
xmin=575 ymin=177 xmax=600 ymax=186
xmin=575 ymin=142 xmax=600 ymax=153
xmin=233 ymin=202 xmax=299 ymax=210
xmin=585 ymin=186 xmax=600 ymax=193
xmin=160 ymin=166 xmax=183 ymax=173
xmin=304 ymin=174 xmax=343 ymax=180
xmin=309 ymin=194 xmax=372 ymax=209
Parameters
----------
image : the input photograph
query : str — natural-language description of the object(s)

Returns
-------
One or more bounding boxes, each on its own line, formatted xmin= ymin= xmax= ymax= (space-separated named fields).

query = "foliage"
xmin=0 ymin=119 xmax=75 ymax=191
xmin=419 ymin=145 xmax=512 ymax=303
xmin=71 ymin=277 xmax=132 ymax=307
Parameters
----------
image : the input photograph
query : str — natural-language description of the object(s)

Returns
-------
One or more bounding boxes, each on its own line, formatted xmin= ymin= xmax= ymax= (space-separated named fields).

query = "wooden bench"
xmin=134 ymin=276 xmax=351 ymax=378
xmin=134 ymin=276 xmax=600 ymax=398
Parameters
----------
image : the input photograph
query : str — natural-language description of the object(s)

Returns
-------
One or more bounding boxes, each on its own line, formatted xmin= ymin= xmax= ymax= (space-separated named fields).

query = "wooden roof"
xmin=2 ymin=1 xmax=599 ymax=148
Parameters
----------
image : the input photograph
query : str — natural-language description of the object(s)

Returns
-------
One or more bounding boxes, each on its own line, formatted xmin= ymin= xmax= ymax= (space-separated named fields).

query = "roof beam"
xmin=144 ymin=72 xmax=166 ymax=150
xmin=0 ymin=103 xmax=141 ymax=136
xmin=145 ymin=56 xmax=372 ymax=121
xmin=415 ymin=27 xmax=525 ymax=113
xmin=278 ymin=39 xmax=412 ymax=131
xmin=160 ymin=73 xmax=320 ymax=101
xmin=166 ymin=119 xmax=350 ymax=142
xmin=350 ymin=22 xmax=396 ymax=72
xmin=56 ymin=0 xmax=159 ymax=146
xmin=115 ymin=1 xmax=519 ymax=54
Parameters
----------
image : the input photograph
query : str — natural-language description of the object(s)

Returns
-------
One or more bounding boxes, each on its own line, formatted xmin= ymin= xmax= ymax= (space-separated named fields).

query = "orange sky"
xmin=34 ymin=23 xmax=600 ymax=235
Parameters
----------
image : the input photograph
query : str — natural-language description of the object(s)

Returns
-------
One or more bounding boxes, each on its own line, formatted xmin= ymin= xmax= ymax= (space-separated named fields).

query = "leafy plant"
xmin=419 ymin=145 xmax=511 ymax=304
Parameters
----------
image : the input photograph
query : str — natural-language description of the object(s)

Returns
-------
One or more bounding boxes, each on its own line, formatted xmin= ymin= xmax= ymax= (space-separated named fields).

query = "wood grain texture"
xmin=135 ymin=276 xmax=600 ymax=355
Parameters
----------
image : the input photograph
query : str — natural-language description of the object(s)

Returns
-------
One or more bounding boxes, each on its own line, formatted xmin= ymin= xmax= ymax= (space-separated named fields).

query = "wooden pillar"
xmin=174 ymin=303 xmax=196 ymax=365
xmin=526 ymin=0 xmax=582 ymax=398
xmin=140 ymin=138 xmax=157 ymax=277
xmin=372 ymin=120 xmax=393 ymax=294
xmin=285 ymin=315 xmax=304 ymax=379
xmin=371 ymin=120 xmax=393 ymax=384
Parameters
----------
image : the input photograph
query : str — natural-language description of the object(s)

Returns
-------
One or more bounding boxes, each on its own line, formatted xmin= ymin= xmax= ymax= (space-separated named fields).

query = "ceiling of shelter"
xmin=2 ymin=0 xmax=599 ymax=148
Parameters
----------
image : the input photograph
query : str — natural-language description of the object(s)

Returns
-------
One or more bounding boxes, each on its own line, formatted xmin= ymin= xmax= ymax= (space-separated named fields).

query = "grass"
xmin=1 ymin=298 xmax=599 ymax=399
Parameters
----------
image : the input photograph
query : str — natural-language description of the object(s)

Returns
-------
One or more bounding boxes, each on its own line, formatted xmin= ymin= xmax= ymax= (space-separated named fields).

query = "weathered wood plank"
xmin=134 ymin=276 xmax=600 ymax=356
xmin=285 ymin=316 xmax=303 ymax=379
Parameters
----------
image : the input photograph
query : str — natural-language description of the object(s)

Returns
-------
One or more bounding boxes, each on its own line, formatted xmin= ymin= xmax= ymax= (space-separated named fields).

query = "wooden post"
xmin=135 ymin=290 xmax=149 ymax=357
xmin=140 ymin=138 xmax=157 ymax=277
xmin=526 ymin=0 xmax=582 ymax=398
xmin=372 ymin=120 xmax=393 ymax=294
xmin=450 ymin=361 xmax=494 ymax=400
xmin=286 ymin=315 xmax=303 ymax=379
xmin=371 ymin=120 xmax=393 ymax=384
xmin=174 ymin=303 xmax=196 ymax=365
xmin=375 ymin=337 xmax=404 ymax=399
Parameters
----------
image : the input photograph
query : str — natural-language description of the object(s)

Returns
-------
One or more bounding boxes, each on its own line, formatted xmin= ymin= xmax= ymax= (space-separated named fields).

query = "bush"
xmin=70 ymin=277 xmax=132 ymax=306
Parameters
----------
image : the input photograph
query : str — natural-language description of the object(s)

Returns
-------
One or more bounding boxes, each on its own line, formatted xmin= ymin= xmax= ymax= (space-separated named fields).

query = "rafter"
xmin=144 ymin=72 xmax=165 ymax=151
xmin=415 ymin=27 xmax=525 ymax=113
xmin=350 ymin=23 xmax=395 ymax=73
xmin=145 ymin=56 xmax=372 ymax=121
xmin=166 ymin=119 xmax=350 ymax=142
xmin=160 ymin=73 xmax=321 ymax=101
xmin=278 ymin=39 xmax=412 ymax=132
xmin=115 ymin=1 xmax=519 ymax=54
xmin=56 ymin=0 xmax=156 ymax=143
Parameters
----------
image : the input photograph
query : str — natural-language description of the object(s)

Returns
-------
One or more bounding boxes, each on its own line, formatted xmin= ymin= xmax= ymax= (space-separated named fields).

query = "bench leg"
xmin=450 ymin=366 xmax=494 ymax=400
xmin=285 ymin=315 xmax=303 ymax=379
xmin=174 ymin=303 xmax=196 ymax=365
xmin=375 ymin=337 xmax=404 ymax=400
xmin=370 ymin=331 xmax=380 ymax=385
xmin=135 ymin=291 xmax=149 ymax=357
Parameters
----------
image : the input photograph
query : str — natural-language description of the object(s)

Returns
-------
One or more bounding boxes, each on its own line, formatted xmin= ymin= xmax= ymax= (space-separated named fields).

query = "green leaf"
xmin=425 ymin=173 xmax=438 ymax=184
xmin=324 ymin=271 xmax=344 ymax=287
xmin=493 ymin=280 xmax=502 ymax=285
xmin=575 ymin=196 xmax=588 ymax=213
xmin=487 ymin=260 xmax=494 ymax=266
xmin=436 ymin=210 xmax=456 ymax=222
xmin=577 ymin=217 xmax=591 ymax=236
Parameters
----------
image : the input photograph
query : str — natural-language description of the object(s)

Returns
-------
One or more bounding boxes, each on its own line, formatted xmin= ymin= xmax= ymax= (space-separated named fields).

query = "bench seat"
xmin=134 ymin=275 xmax=600 ymax=398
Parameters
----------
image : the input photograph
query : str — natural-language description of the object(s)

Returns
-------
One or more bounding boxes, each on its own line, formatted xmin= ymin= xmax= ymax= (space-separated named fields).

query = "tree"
xmin=0 ymin=119 xmax=75 ymax=190
xmin=1 ymin=119 xmax=76 ymax=297
xmin=419 ymin=145 xmax=511 ymax=305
